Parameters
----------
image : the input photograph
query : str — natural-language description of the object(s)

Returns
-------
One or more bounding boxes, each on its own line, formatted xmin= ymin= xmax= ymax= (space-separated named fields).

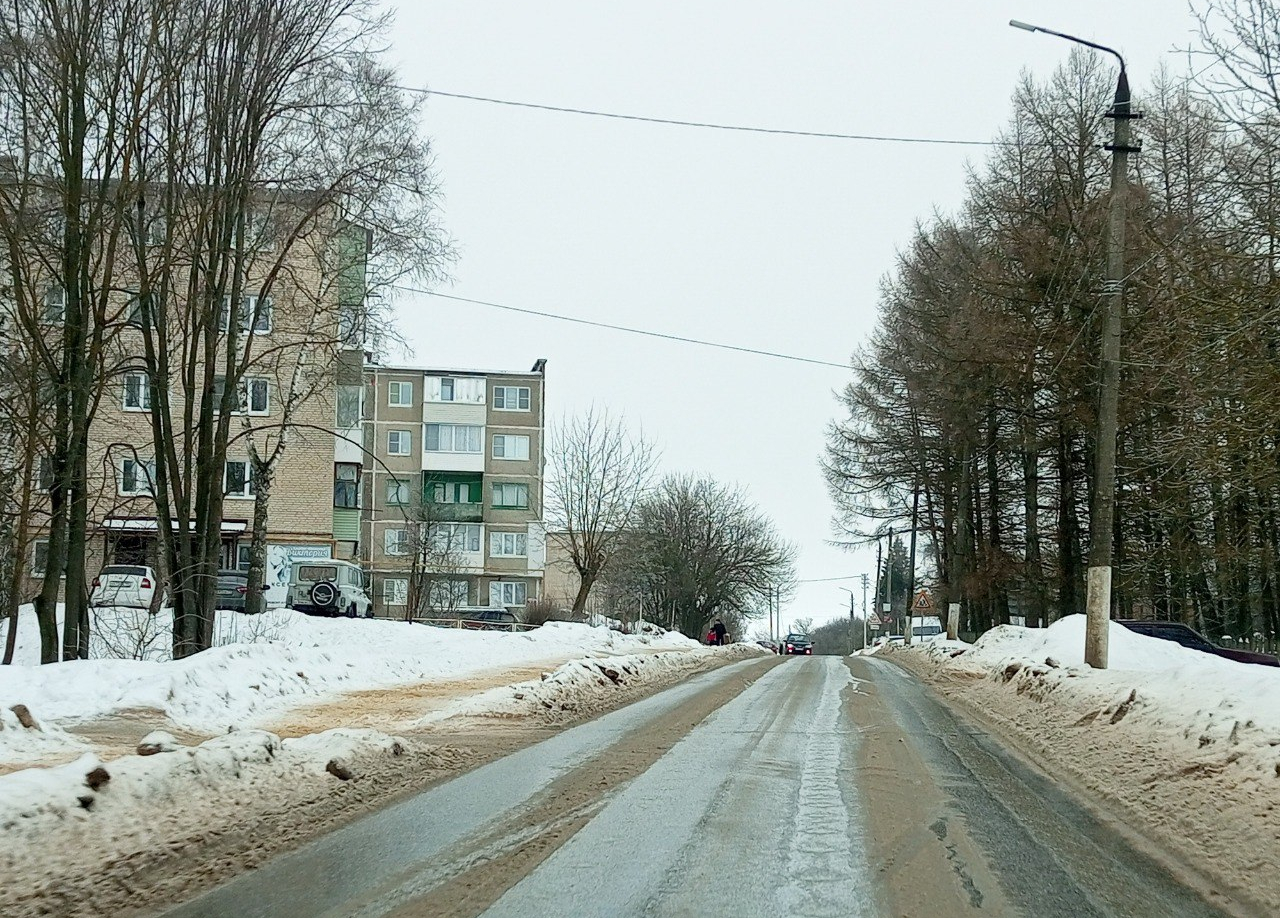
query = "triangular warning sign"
xmin=911 ymin=590 xmax=934 ymax=613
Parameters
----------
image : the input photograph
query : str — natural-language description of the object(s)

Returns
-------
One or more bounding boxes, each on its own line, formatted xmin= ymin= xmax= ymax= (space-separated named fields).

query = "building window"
xmin=333 ymin=463 xmax=359 ymax=508
xmin=440 ymin=377 xmax=454 ymax=401
xmin=38 ymin=456 xmax=55 ymax=491
xmin=429 ymin=480 xmax=480 ymax=504
xmin=490 ymin=580 xmax=527 ymax=607
xmin=384 ymin=528 xmax=410 ymax=556
xmin=123 ymin=372 xmax=152 ymax=411
xmin=212 ymin=376 xmax=270 ymax=415
xmin=236 ymin=544 xmax=252 ymax=571
xmin=425 ymin=423 xmax=482 ymax=453
xmin=492 ymin=386 xmax=530 ymax=411
xmin=145 ymin=214 xmax=167 ymax=247
xmin=119 ymin=457 xmax=157 ymax=496
xmin=489 ymin=531 xmax=527 ymax=558
xmin=386 ymin=478 xmax=410 ymax=506
xmin=427 ymin=579 xmax=469 ymax=607
xmin=383 ymin=578 xmax=408 ymax=606
xmin=429 ymin=522 xmax=482 ymax=554
xmin=336 ymin=386 xmax=362 ymax=429
xmin=219 ymin=295 xmax=273 ymax=334
xmin=125 ymin=294 xmax=157 ymax=328
xmin=31 ymin=539 xmax=49 ymax=577
xmin=429 ymin=376 xmax=485 ymax=403
xmin=492 ymin=482 xmax=529 ymax=509
xmin=42 ymin=286 xmax=65 ymax=324
xmin=492 ymin=434 xmax=530 ymax=460
xmin=387 ymin=430 xmax=412 ymax=456
xmin=224 ymin=460 xmax=254 ymax=498
xmin=388 ymin=380 xmax=413 ymax=407
xmin=338 ymin=303 xmax=364 ymax=346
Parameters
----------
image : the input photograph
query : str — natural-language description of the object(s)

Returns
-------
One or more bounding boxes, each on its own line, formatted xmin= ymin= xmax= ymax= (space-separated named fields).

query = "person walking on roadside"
xmin=712 ymin=619 xmax=727 ymax=646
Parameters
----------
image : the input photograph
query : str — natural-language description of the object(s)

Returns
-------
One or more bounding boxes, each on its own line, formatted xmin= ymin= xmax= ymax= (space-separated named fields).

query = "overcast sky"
xmin=384 ymin=1 xmax=1201 ymax=634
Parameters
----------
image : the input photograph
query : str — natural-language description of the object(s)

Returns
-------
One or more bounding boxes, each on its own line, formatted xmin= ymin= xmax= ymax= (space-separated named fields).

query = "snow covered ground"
xmin=887 ymin=614 xmax=1280 ymax=914
xmin=0 ymin=606 xmax=700 ymax=751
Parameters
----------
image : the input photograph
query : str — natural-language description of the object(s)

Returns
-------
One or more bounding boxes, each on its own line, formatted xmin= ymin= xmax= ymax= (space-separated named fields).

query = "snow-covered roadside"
xmin=0 ymin=608 xmax=701 ymax=767
xmin=884 ymin=615 xmax=1280 ymax=915
xmin=0 ymin=639 xmax=761 ymax=918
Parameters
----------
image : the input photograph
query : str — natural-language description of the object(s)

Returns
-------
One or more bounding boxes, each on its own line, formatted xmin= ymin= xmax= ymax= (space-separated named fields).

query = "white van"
xmin=910 ymin=615 xmax=945 ymax=642
xmin=287 ymin=559 xmax=373 ymax=618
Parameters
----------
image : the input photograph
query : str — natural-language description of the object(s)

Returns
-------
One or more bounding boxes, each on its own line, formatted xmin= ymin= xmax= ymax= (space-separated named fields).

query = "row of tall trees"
xmin=826 ymin=1 xmax=1280 ymax=645
xmin=0 ymin=0 xmax=447 ymax=661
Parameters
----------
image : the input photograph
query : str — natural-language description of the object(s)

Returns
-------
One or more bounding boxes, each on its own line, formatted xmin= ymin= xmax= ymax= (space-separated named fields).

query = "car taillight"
xmin=806 ymin=648 xmax=812 ymax=654
xmin=786 ymin=644 xmax=794 ymax=651
xmin=91 ymin=577 xmax=100 ymax=588
xmin=141 ymin=577 xmax=151 ymax=589
xmin=236 ymin=586 xmax=247 ymax=594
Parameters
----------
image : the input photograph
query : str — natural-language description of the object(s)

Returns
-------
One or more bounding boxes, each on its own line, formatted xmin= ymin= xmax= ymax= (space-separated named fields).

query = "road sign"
xmin=911 ymin=590 xmax=934 ymax=613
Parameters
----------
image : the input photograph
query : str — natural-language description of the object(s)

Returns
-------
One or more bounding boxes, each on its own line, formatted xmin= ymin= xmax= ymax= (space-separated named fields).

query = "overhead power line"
xmin=406 ymin=87 xmax=1004 ymax=148
xmin=394 ymin=286 xmax=850 ymax=370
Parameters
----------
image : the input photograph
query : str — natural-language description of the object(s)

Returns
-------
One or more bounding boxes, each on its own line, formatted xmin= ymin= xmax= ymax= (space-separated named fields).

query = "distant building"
xmin=356 ymin=360 xmax=547 ymax=617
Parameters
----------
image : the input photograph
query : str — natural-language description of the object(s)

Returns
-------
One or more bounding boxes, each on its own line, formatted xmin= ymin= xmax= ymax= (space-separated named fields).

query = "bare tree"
xmin=547 ymin=408 xmax=658 ymax=618
xmin=619 ymin=474 xmax=796 ymax=639
xmin=403 ymin=493 xmax=474 ymax=622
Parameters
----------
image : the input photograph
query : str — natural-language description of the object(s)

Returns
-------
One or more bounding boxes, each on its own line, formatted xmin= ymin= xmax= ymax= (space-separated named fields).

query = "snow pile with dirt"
xmin=0 ymin=609 xmax=701 ymax=767
xmin=430 ymin=641 xmax=765 ymax=725
xmin=889 ymin=614 xmax=1280 ymax=915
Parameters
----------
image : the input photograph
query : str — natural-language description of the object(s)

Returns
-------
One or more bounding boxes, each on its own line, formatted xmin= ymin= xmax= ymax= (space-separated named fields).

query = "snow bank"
xmin=0 ymin=609 xmax=701 ymax=743
xmin=899 ymin=614 xmax=1280 ymax=775
xmin=429 ymin=642 xmax=765 ymax=724
xmin=0 ymin=726 xmax=414 ymax=856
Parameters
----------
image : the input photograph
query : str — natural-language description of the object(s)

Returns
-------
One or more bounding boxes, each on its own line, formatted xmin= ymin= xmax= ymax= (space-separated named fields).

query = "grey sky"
xmin=385 ymin=1 xmax=1199 ymax=632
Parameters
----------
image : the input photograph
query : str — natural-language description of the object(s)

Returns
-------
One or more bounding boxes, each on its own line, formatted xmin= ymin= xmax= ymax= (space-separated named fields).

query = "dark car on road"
xmin=784 ymin=633 xmax=813 ymax=655
xmin=1117 ymin=619 xmax=1280 ymax=667
xmin=215 ymin=570 xmax=252 ymax=613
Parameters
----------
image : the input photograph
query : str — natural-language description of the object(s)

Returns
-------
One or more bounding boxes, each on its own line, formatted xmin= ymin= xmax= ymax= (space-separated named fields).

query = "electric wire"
xmin=405 ymin=86 xmax=1005 ymax=148
xmin=393 ymin=285 xmax=851 ymax=370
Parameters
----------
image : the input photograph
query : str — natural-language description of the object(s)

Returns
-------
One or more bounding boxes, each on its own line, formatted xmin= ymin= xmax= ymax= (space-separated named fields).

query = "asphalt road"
xmin=160 ymin=654 xmax=1234 ymax=918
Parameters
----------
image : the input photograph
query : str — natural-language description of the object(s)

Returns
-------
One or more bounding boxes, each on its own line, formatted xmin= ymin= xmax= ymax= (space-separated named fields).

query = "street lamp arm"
xmin=1009 ymin=19 xmax=1126 ymax=73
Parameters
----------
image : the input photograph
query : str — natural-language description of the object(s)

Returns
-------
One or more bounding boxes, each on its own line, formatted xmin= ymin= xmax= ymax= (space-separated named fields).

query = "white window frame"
xmin=123 ymin=371 xmax=152 ymax=411
xmin=489 ymin=531 xmax=528 ymax=558
xmin=388 ymin=380 xmax=414 ymax=407
xmin=490 ymin=580 xmax=528 ymax=607
xmin=384 ymin=528 xmax=410 ymax=556
xmin=492 ymin=386 xmax=531 ymax=411
xmin=425 ymin=423 xmax=483 ymax=454
xmin=119 ymin=457 xmax=157 ymax=496
xmin=428 ymin=579 xmax=470 ymax=607
xmin=220 ymin=295 xmax=273 ymax=334
xmin=387 ymin=430 xmax=412 ymax=456
xmin=383 ymin=578 xmax=408 ymax=606
xmin=224 ymin=460 xmax=254 ymax=499
xmin=212 ymin=376 xmax=270 ymax=416
xmin=386 ymin=478 xmax=411 ymax=506
xmin=492 ymin=482 xmax=529 ymax=509
xmin=430 ymin=522 xmax=482 ymax=554
xmin=492 ymin=434 xmax=531 ymax=461
xmin=125 ymin=293 xmax=157 ymax=328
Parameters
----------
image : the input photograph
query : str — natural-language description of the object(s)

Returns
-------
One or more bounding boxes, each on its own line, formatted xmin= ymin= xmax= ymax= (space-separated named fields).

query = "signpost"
xmin=909 ymin=590 xmax=934 ymax=643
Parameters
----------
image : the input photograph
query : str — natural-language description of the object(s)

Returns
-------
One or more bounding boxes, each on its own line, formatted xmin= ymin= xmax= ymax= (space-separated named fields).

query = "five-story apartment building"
xmin=360 ymin=360 xmax=547 ymax=617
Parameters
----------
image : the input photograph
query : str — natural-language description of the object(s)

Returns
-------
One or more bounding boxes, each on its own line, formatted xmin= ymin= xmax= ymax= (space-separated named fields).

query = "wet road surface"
xmin=159 ymin=655 xmax=1235 ymax=918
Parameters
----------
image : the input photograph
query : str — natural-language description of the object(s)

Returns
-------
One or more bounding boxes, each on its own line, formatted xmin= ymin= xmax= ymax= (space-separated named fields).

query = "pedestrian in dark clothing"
xmin=712 ymin=619 xmax=727 ymax=646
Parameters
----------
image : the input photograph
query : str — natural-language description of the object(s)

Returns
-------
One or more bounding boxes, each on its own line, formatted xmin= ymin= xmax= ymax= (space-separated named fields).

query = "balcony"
xmin=422 ymin=471 xmax=484 ymax=523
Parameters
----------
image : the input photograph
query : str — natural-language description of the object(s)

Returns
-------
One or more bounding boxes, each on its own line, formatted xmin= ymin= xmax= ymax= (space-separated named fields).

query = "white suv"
xmin=287 ymin=559 xmax=372 ymax=618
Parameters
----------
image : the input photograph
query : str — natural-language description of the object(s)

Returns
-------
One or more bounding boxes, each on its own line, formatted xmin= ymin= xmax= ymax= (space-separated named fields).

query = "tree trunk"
xmin=244 ymin=455 xmax=271 ymax=616
xmin=570 ymin=567 xmax=599 ymax=617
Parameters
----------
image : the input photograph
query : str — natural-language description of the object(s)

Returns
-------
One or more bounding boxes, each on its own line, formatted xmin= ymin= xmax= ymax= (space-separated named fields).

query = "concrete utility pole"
xmin=882 ymin=529 xmax=893 ymax=636
xmin=860 ymin=572 xmax=870 ymax=650
xmin=904 ymin=485 xmax=920 ymax=646
xmin=1011 ymin=20 xmax=1137 ymax=670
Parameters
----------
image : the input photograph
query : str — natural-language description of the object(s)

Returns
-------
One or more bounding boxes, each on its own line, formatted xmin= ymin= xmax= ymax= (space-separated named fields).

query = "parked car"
xmin=784 ymin=632 xmax=813 ymax=655
xmin=1117 ymin=620 xmax=1280 ymax=667
xmin=755 ymin=639 xmax=780 ymax=654
xmin=287 ymin=559 xmax=373 ymax=618
xmin=89 ymin=565 xmax=160 ymax=610
xmin=461 ymin=609 xmax=522 ymax=631
xmin=215 ymin=570 xmax=255 ymax=613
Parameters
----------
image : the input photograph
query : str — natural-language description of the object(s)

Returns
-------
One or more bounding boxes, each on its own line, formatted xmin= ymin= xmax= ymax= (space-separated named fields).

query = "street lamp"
xmin=1010 ymin=20 xmax=1138 ymax=670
